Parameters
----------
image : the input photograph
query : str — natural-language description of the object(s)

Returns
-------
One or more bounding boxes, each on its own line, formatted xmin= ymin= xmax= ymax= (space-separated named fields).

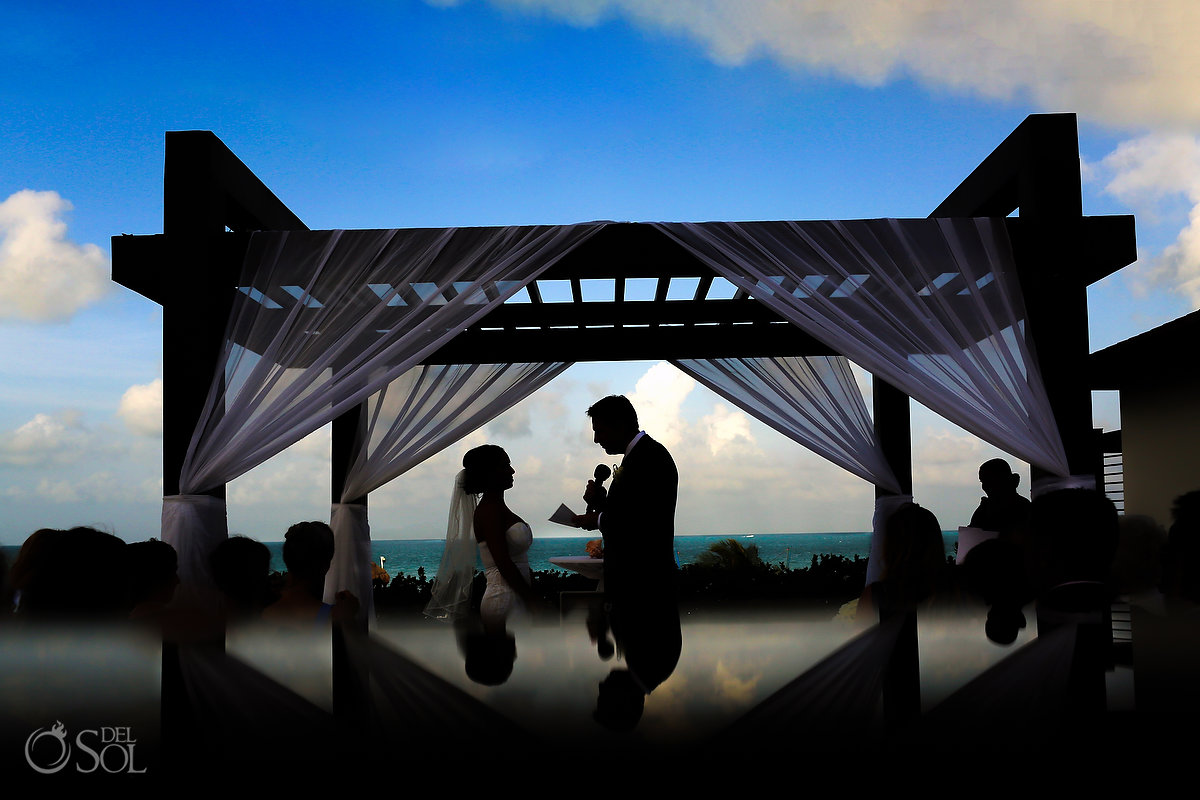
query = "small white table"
xmin=549 ymin=556 xmax=605 ymax=620
xmin=549 ymin=556 xmax=605 ymax=586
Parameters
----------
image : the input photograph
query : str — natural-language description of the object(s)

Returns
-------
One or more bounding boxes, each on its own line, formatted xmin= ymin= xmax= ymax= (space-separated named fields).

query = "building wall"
xmin=1122 ymin=372 xmax=1200 ymax=527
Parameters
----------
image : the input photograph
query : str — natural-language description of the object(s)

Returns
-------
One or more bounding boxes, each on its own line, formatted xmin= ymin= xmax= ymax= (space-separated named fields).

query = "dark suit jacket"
xmin=598 ymin=433 xmax=678 ymax=607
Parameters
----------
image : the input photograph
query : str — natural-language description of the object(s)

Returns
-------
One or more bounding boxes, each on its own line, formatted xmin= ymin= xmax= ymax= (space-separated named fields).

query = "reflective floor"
xmin=6 ymin=601 xmax=1148 ymax=777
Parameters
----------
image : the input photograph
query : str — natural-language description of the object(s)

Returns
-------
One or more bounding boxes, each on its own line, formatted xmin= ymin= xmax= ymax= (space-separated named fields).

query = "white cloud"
xmin=1098 ymin=133 xmax=1200 ymax=309
xmin=712 ymin=658 xmax=762 ymax=705
xmin=912 ymin=428 xmax=993 ymax=487
xmin=0 ymin=410 xmax=92 ymax=466
xmin=228 ymin=456 xmax=329 ymax=508
xmin=457 ymin=1 xmax=1200 ymax=130
xmin=700 ymin=402 xmax=757 ymax=456
xmin=34 ymin=471 xmax=158 ymax=505
xmin=626 ymin=361 xmax=695 ymax=448
xmin=489 ymin=403 xmax=533 ymax=437
xmin=117 ymin=378 xmax=163 ymax=437
xmin=289 ymin=425 xmax=333 ymax=459
xmin=0 ymin=190 xmax=109 ymax=322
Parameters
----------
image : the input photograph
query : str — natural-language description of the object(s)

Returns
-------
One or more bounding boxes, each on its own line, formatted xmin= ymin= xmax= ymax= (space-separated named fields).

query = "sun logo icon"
xmin=25 ymin=721 xmax=71 ymax=774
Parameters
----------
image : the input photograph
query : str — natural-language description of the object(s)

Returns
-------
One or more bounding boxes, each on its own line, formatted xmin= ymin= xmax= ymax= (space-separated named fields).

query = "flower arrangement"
xmin=585 ymin=539 xmax=604 ymax=559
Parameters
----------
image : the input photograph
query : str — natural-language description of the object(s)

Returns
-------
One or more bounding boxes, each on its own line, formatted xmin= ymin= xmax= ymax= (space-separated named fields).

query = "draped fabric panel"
xmin=324 ymin=361 xmax=572 ymax=620
xmin=160 ymin=225 xmax=603 ymax=588
xmin=180 ymin=224 xmax=605 ymax=496
xmin=161 ymin=494 xmax=228 ymax=610
xmin=340 ymin=362 xmax=571 ymax=502
xmin=655 ymin=219 xmax=1070 ymax=478
xmin=326 ymin=502 xmax=373 ymax=621
xmin=672 ymin=355 xmax=901 ymax=494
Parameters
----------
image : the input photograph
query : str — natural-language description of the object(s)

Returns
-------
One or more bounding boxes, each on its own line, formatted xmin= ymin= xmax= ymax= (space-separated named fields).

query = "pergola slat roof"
xmin=117 ymin=216 xmax=1132 ymax=369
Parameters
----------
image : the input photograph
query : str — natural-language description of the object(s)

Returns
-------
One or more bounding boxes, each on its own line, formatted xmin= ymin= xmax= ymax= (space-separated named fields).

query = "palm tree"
xmin=694 ymin=538 xmax=764 ymax=570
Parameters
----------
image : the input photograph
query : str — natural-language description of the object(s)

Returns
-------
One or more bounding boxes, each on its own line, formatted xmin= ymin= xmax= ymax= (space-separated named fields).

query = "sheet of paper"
xmin=549 ymin=503 xmax=579 ymax=527
xmin=956 ymin=526 xmax=999 ymax=563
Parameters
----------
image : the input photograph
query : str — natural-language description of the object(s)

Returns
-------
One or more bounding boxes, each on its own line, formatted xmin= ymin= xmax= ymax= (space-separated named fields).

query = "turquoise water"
xmin=275 ymin=530 xmax=961 ymax=578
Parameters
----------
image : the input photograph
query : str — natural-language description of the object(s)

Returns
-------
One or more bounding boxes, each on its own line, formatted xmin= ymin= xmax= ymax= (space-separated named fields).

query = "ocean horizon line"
xmin=363 ymin=530 xmax=882 ymax=544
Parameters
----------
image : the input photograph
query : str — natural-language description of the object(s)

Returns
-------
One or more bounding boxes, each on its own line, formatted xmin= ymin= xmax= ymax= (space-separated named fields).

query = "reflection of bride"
xmin=425 ymin=444 xmax=536 ymax=630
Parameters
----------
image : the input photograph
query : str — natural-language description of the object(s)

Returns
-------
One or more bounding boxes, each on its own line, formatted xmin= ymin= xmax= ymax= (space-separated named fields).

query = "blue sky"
xmin=2 ymin=1 xmax=1198 ymax=545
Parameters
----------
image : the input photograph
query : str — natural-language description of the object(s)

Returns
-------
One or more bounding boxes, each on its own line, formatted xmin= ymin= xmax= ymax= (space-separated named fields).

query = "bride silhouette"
xmin=425 ymin=445 xmax=537 ymax=681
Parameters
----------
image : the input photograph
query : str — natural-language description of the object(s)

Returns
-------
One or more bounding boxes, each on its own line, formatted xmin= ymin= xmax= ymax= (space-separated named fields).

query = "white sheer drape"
xmin=162 ymin=494 xmax=227 ymax=609
xmin=655 ymin=219 xmax=1070 ymax=478
xmin=180 ymin=225 xmax=604 ymax=495
xmin=672 ymin=355 xmax=901 ymax=493
xmin=340 ymin=362 xmax=571 ymax=502
xmin=324 ymin=361 xmax=571 ymax=619
xmin=325 ymin=502 xmax=373 ymax=619
xmin=160 ymin=224 xmax=603 ymax=585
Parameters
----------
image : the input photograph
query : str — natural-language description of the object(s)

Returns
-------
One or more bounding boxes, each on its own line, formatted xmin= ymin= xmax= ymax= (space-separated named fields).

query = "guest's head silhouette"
xmin=210 ymin=534 xmax=274 ymax=620
xmin=880 ymin=502 xmax=946 ymax=607
xmin=978 ymin=458 xmax=1021 ymax=499
xmin=126 ymin=537 xmax=179 ymax=618
xmin=1164 ymin=489 xmax=1200 ymax=606
xmin=16 ymin=527 xmax=129 ymax=620
xmin=282 ymin=521 xmax=336 ymax=593
xmin=1029 ymin=488 xmax=1118 ymax=590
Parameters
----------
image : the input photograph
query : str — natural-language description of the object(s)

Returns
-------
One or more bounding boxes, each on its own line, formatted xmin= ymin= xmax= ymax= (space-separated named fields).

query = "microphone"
xmin=587 ymin=464 xmax=611 ymax=514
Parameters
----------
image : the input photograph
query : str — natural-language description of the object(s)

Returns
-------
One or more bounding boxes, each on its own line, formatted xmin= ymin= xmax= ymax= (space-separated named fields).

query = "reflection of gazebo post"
xmin=873 ymin=379 xmax=918 ymax=731
xmin=331 ymin=402 xmax=371 ymax=735
xmin=933 ymin=114 xmax=1136 ymax=721
xmin=113 ymin=131 xmax=308 ymax=770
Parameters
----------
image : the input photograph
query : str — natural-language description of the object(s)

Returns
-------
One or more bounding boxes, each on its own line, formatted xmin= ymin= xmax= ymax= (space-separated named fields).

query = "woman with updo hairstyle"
xmin=859 ymin=502 xmax=952 ymax=621
xmin=461 ymin=444 xmax=509 ymax=494
xmin=425 ymin=444 xmax=537 ymax=639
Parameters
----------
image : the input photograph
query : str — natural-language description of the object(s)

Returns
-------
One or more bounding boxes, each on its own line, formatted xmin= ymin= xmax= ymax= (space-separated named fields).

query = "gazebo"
xmin=111 ymin=112 xmax=1134 ymax=611
xmin=107 ymin=112 xmax=1139 ymax=763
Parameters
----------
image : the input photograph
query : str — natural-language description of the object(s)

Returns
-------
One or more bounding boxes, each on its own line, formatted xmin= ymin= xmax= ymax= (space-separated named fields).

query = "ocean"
xmin=1 ymin=531 xmax=961 ymax=579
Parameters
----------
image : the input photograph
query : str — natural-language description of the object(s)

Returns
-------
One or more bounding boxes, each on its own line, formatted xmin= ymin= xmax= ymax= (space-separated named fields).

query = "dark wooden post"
xmin=331 ymin=403 xmax=369 ymax=508
xmin=161 ymin=132 xmax=237 ymax=501
xmin=873 ymin=378 xmax=913 ymax=500
xmin=113 ymin=130 xmax=309 ymax=774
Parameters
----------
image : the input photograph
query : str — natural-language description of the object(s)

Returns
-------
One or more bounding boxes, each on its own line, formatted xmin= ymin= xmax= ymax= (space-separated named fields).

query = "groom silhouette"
xmin=576 ymin=395 xmax=681 ymax=728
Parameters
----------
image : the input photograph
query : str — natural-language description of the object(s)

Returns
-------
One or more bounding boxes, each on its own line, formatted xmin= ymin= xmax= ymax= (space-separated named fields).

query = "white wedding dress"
xmin=478 ymin=521 xmax=533 ymax=626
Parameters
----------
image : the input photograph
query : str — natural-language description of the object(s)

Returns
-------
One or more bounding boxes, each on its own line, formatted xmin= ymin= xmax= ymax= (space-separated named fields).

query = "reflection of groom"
xmin=576 ymin=395 xmax=681 ymax=728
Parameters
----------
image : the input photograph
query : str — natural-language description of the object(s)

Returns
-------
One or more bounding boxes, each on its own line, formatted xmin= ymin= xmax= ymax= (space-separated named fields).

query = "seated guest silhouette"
xmin=263 ymin=522 xmax=357 ymax=629
xmin=860 ymin=502 xmax=952 ymax=622
xmin=1162 ymin=490 xmax=1200 ymax=613
xmin=126 ymin=538 xmax=180 ymax=624
xmin=211 ymin=535 xmax=275 ymax=623
xmin=14 ymin=527 xmax=130 ymax=621
xmin=969 ymin=458 xmax=1031 ymax=541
